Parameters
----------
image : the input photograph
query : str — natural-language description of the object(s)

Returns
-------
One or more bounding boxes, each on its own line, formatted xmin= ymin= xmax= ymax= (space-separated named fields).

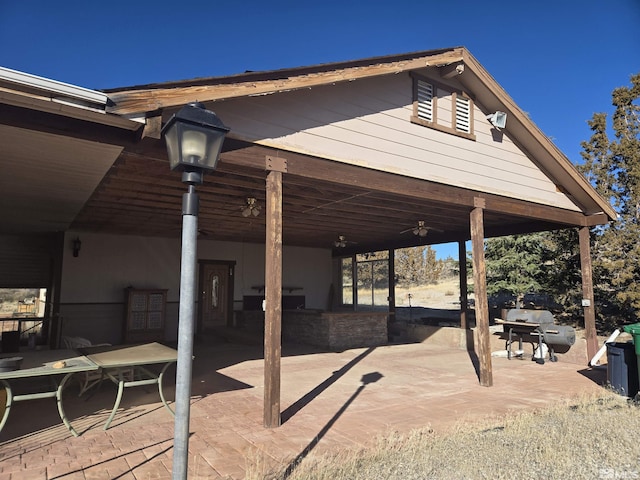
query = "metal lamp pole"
xmin=173 ymin=174 xmax=200 ymax=479
xmin=162 ymin=103 xmax=228 ymax=480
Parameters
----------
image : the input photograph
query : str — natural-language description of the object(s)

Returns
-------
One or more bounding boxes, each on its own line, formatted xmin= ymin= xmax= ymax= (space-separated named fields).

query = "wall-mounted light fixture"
xmin=72 ymin=237 xmax=82 ymax=257
xmin=486 ymin=111 xmax=507 ymax=130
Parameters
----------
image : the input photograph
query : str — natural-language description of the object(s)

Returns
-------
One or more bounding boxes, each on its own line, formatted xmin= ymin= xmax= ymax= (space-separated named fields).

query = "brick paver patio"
xmin=0 ymin=336 xmax=606 ymax=479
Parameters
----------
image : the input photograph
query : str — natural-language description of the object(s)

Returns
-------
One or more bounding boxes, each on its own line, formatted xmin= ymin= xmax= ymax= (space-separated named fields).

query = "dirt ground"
xmin=394 ymin=278 xmax=461 ymax=310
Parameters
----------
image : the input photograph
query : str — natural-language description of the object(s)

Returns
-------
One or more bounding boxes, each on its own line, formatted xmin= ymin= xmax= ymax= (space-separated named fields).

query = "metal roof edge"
xmin=0 ymin=66 xmax=108 ymax=106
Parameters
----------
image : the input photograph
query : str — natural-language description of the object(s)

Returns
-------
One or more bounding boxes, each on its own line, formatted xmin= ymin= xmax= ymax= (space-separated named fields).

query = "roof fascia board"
xmin=105 ymin=48 xmax=465 ymax=115
xmin=0 ymin=87 xmax=141 ymax=131
xmin=459 ymin=50 xmax=616 ymax=220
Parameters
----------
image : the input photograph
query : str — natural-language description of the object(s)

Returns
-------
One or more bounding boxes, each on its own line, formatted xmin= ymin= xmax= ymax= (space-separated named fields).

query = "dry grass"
xmin=249 ymin=392 xmax=640 ymax=480
xmin=395 ymin=278 xmax=461 ymax=309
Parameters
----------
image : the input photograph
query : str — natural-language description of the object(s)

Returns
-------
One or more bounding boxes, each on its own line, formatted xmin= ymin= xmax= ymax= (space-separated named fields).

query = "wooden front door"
xmin=198 ymin=261 xmax=235 ymax=333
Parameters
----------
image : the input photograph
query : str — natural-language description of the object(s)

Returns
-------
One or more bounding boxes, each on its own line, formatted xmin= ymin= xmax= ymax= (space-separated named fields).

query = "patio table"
xmin=79 ymin=342 xmax=177 ymax=430
xmin=0 ymin=349 xmax=99 ymax=437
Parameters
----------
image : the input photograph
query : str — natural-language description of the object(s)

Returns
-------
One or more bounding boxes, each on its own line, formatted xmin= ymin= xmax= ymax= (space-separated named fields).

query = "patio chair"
xmin=61 ymin=336 xmax=131 ymax=396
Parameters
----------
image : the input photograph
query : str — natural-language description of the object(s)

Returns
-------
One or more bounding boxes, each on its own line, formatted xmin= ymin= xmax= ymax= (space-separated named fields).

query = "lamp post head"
xmin=161 ymin=102 xmax=229 ymax=176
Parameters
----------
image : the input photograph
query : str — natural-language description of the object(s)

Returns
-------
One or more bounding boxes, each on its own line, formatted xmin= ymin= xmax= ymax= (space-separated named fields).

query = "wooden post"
xmin=264 ymin=169 xmax=283 ymax=428
xmin=579 ymin=226 xmax=598 ymax=361
xmin=470 ymin=203 xmax=493 ymax=387
xmin=388 ymin=249 xmax=395 ymax=328
xmin=458 ymin=240 xmax=468 ymax=331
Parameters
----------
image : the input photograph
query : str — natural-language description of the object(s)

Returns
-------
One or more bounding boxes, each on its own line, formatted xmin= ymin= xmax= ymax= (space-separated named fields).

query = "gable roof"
xmin=104 ymin=46 xmax=615 ymax=221
xmin=0 ymin=48 xmax=615 ymax=249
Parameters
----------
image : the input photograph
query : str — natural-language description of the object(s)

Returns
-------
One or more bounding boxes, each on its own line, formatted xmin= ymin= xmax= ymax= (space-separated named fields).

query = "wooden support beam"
xmin=388 ymin=248 xmax=396 ymax=324
xmin=439 ymin=62 xmax=464 ymax=79
xmin=458 ymin=240 xmax=468 ymax=331
xmin=579 ymin=226 xmax=598 ymax=361
xmin=264 ymin=169 xmax=283 ymax=428
xmin=142 ymin=114 xmax=162 ymax=139
xmin=470 ymin=205 xmax=493 ymax=387
xmin=222 ymin=145 xmax=607 ymax=228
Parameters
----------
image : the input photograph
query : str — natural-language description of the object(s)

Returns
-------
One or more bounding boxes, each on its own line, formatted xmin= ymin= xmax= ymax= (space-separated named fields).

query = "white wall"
xmin=59 ymin=232 xmax=332 ymax=342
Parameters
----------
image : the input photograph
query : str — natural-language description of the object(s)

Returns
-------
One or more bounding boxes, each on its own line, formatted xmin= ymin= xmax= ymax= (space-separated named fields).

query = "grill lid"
xmin=505 ymin=309 xmax=555 ymax=325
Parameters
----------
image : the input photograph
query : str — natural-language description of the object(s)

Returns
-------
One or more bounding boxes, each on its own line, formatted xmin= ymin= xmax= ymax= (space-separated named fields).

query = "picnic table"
xmin=0 ymin=342 xmax=177 ymax=436
xmin=0 ymin=349 xmax=98 ymax=436
xmin=79 ymin=342 xmax=177 ymax=430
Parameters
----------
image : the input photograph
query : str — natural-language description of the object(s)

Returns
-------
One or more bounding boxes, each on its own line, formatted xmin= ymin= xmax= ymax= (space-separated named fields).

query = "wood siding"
xmin=211 ymin=73 xmax=579 ymax=212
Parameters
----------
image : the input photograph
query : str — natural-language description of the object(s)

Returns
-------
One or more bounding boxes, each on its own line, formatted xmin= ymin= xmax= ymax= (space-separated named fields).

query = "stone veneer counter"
xmin=281 ymin=310 xmax=388 ymax=350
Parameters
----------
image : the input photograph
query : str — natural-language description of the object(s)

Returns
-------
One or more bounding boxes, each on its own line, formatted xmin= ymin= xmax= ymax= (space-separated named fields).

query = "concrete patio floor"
xmin=0 ymin=335 xmax=607 ymax=479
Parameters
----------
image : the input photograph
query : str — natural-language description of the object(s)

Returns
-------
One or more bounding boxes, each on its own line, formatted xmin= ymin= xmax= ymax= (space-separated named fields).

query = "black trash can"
xmin=606 ymin=342 xmax=640 ymax=397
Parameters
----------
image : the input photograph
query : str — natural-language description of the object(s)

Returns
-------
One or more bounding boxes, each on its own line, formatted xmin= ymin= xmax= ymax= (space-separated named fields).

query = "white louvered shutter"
xmin=416 ymin=80 xmax=433 ymax=122
xmin=455 ymin=96 xmax=471 ymax=133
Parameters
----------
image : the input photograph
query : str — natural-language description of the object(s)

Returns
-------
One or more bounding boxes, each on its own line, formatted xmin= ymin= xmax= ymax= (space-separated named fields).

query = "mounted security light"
xmin=486 ymin=111 xmax=507 ymax=130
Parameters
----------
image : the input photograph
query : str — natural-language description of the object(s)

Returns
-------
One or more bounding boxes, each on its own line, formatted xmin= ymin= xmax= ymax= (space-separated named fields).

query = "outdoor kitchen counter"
xmin=282 ymin=310 xmax=388 ymax=350
xmin=235 ymin=310 xmax=389 ymax=350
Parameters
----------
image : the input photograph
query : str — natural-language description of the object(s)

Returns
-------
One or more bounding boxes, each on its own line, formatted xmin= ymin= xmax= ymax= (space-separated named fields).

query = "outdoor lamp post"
xmin=161 ymin=102 xmax=229 ymax=480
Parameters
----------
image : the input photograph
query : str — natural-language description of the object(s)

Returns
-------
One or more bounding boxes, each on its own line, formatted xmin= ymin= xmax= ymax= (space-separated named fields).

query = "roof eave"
xmin=104 ymin=47 xmax=466 ymax=116
xmin=103 ymin=47 xmax=615 ymax=221
xmin=0 ymin=66 xmax=108 ymax=106
xmin=458 ymin=51 xmax=617 ymax=221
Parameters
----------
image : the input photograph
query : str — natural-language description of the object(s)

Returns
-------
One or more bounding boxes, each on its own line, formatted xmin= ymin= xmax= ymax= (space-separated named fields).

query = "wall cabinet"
xmin=123 ymin=288 xmax=167 ymax=343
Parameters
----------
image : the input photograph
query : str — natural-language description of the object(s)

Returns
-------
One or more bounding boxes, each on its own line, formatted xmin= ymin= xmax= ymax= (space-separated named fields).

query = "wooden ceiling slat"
xmin=71 ymin=140 xmax=601 ymax=250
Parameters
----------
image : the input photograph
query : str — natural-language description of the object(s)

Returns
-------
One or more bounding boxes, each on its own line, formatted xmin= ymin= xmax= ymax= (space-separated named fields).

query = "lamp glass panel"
xmin=164 ymin=125 xmax=180 ymax=170
xmin=165 ymin=122 xmax=226 ymax=171
xmin=181 ymin=130 xmax=207 ymax=161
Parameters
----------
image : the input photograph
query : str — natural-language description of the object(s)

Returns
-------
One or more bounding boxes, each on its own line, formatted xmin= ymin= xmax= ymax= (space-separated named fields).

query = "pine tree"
xmin=578 ymin=73 xmax=640 ymax=319
xmin=484 ymin=233 xmax=552 ymax=300
xmin=395 ymin=246 xmax=443 ymax=286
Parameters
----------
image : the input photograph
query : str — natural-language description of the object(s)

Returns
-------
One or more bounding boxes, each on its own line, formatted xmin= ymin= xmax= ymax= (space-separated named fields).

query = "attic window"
xmin=411 ymin=73 xmax=476 ymax=140
xmin=454 ymin=94 xmax=471 ymax=133
xmin=416 ymin=80 xmax=434 ymax=122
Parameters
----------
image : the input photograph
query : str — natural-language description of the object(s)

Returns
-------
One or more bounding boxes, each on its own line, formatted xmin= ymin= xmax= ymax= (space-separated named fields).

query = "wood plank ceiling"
xmin=70 ymin=137 xmax=585 ymax=254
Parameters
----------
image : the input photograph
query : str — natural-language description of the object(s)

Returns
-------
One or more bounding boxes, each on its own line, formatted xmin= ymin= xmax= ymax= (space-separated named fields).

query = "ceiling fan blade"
xmin=401 ymin=222 xmax=445 ymax=235
xmin=334 ymin=235 xmax=357 ymax=247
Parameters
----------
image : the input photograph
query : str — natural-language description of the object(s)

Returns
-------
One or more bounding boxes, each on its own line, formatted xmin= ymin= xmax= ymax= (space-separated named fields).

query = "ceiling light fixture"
xmin=413 ymin=220 xmax=429 ymax=237
xmin=241 ymin=197 xmax=261 ymax=217
xmin=334 ymin=235 xmax=348 ymax=248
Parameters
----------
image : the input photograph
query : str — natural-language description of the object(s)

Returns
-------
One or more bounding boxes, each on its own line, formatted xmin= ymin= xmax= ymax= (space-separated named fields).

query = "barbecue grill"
xmin=496 ymin=309 xmax=575 ymax=364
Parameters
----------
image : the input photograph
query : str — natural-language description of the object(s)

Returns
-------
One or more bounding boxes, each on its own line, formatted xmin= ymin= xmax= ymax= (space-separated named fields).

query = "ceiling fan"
xmin=333 ymin=235 xmax=357 ymax=248
xmin=400 ymin=221 xmax=443 ymax=237
xmin=241 ymin=197 xmax=261 ymax=217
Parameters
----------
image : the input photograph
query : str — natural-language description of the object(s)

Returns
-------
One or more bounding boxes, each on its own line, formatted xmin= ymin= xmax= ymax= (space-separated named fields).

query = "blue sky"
xmin=1 ymin=0 xmax=639 ymax=259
